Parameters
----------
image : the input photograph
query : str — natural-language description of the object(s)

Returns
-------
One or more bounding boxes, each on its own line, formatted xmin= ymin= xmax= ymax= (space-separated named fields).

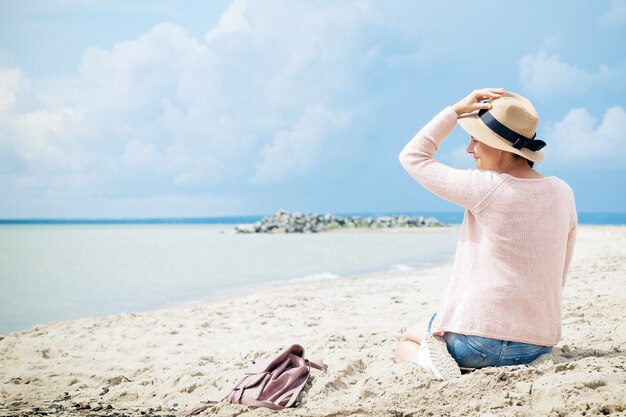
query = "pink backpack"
xmin=182 ymin=344 xmax=327 ymax=416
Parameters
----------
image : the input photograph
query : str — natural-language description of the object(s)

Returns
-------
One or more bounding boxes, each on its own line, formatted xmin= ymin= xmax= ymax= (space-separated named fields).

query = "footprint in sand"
xmin=554 ymin=363 xmax=578 ymax=372
xmin=183 ymin=382 xmax=197 ymax=393
xmin=583 ymin=379 xmax=607 ymax=389
xmin=198 ymin=355 xmax=215 ymax=366
xmin=324 ymin=359 xmax=366 ymax=391
xmin=327 ymin=334 xmax=347 ymax=342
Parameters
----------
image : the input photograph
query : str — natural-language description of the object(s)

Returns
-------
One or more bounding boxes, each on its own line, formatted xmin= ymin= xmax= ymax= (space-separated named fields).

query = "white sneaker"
xmin=415 ymin=334 xmax=461 ymax=380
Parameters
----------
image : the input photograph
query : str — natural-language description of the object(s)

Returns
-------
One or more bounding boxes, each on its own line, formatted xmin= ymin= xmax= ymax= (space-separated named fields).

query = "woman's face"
xmin=466 ymin=136 xmax=502 ymax=171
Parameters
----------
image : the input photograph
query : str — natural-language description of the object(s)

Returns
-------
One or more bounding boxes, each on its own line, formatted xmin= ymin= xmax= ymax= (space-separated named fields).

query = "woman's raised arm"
xmin=398 ymin=102 xmax=504 ymax=211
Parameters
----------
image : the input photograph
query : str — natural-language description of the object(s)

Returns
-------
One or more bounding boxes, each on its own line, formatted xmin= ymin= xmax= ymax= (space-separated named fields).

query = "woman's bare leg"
xmin=394 ymin=315 xmax=431 ymax=363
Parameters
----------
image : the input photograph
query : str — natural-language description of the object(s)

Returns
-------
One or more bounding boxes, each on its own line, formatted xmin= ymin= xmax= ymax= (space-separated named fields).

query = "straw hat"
xmin=457 ymin=91 xmax=546 ymax=163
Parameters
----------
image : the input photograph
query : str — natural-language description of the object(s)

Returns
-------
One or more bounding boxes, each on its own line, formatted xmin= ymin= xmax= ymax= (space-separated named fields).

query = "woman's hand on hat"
xmin=452 ymin=88 xmax=505 ymax=116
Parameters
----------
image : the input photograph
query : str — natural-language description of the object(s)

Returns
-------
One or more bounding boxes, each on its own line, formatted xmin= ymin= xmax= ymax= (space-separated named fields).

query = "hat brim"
xmin=457 ymin=110 xmax=544 ymax=163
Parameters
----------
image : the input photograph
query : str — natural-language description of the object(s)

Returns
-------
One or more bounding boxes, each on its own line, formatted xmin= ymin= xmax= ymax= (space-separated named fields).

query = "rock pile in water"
xmin=235 ymin=209 xmax=446 ymax=233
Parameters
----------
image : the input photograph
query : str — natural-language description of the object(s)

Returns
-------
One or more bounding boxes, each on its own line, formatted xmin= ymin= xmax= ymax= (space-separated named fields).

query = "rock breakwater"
xmin=235 ymin=210 xmax=447 ymax=233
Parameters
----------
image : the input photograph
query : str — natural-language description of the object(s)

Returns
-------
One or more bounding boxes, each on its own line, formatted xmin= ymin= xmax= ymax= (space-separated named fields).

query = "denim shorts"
xmin=427 ymin=313 xmax=553 ymax=369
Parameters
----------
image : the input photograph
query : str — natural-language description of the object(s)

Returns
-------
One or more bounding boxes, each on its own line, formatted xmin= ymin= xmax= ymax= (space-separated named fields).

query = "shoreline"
xmin=0 ymin=224 xmax=460 ymax=336
xmin=0 ymin=225 xmax=462 ymax=338
xmin=0 ymin=248 xmax=456 ymax=339
xmin=0 ymin=224 xmax=621 ymax=336
xmin=0 ymin=225 xmax=624 ymax=416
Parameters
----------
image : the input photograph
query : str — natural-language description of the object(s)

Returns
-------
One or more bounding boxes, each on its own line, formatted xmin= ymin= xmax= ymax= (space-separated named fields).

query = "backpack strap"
xmin=180 ymin=398 xmax=222 ymax=417
xmin=280 ymin=359 xmax=327 ymax=408
xmin=245 ymin=378 xmax=307 ymax=410
xmin=243 ymin=399 xmax=285 ymax=410
xmin=279 ymin=385 xmax=304 ymax=408
xmin=306 ymin=358 xmax=328 ymax=372
xmin=181 ymin=372 xmax=262 ymax=416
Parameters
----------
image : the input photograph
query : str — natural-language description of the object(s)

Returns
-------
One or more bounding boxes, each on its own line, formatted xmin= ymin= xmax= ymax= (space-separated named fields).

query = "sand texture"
xmin=1 ymin=225 xmax=624 ymax=416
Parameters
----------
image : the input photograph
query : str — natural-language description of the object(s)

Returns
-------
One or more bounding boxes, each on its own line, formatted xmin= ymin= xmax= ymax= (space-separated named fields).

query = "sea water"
xmin=0 ymin=224 xmax=460 ymax=335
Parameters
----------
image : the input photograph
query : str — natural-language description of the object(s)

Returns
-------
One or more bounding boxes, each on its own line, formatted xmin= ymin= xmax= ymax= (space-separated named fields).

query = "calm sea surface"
xmin=1 ymin=211 xmax=623 ymax=335
xmin=0 ymin=224 xmax=459 ymax=335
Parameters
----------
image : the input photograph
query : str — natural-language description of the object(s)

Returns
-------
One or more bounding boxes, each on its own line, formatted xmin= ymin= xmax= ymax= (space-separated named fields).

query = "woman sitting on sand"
xmin=394 ymin=88 xmax=577 ymax=379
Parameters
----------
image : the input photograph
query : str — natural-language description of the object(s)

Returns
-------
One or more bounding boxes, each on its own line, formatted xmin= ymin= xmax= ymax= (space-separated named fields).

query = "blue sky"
xmin=1 ymin=0 xmax=625 ymax=218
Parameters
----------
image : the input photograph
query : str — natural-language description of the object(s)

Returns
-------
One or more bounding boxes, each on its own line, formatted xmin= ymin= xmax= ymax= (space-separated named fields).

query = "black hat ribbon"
xmin=478 ymin=108 xmax=547 ymax=152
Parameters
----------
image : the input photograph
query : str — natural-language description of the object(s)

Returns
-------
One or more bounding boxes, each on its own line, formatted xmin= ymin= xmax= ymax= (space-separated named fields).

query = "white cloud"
xmin=519 ymin=52 xmax=594 ymax=97
xmin=205 ymin=0 xmax=251 ymax=42
xmin=519 ymin=50 xmax=626 ymax=98
xmin=543 ymin=106 xmax=626 ymax=168
xmin=16 ymin=172 xmax=94 ymax=189
xmin=8 ymin=109 xmax=83 ymax=171
xmin=0 ymin=0 xmax=378 ymax=205
xmin=0 ymin=68 xmax=22 ymax=112
xmin=79 ymin=23 xmax=206 ymax=112
xmin=0 ymin=189 xmax=244 ymax=218
xmin=251 ymin=104 xmax=349 ymax=183
xmin=8 ymin=1 xmax=623 ymax=217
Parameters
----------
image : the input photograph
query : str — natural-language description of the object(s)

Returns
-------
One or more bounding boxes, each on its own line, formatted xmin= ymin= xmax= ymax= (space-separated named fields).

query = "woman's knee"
xmin=394 ymin=340 xmax=420 ymax=362
xmin=399 ymin=316 xmax=432 ymax=344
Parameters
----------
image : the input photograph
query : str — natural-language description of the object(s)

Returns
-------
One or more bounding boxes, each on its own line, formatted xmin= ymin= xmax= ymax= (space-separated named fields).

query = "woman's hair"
xmin=513 ymin=153 xmax=534 ymax=168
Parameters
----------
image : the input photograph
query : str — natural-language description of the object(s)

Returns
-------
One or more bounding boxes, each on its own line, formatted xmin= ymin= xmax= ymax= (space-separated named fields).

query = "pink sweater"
xmin=399 ymin=105 xmax=578 ymax=346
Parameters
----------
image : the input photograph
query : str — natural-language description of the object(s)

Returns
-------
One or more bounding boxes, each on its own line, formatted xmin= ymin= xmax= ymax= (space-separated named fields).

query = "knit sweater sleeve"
xmin=398 ymin=105 xmax=503 ymax=211
xmin=562 ymin=224 xmax=577 ymax=289
xmin=562 ymin=194 xmax=578 ymax=288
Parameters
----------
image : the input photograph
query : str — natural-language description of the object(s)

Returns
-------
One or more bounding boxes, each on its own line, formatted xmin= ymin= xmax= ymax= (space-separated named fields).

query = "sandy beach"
xmin=1 ymin=225 xmax=624 ymax=417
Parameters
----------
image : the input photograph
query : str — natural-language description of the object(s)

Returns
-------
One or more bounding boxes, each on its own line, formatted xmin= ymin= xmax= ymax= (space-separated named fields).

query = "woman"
xmin=394 ymin=88 xmax=578 ymax=380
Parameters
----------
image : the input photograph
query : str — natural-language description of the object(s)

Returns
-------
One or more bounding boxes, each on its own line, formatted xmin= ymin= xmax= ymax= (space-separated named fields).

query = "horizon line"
xmin=0 ymin=210 xmax=625 ymax=224
xmin=0 ymin=210 xmax=465 ymax=222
